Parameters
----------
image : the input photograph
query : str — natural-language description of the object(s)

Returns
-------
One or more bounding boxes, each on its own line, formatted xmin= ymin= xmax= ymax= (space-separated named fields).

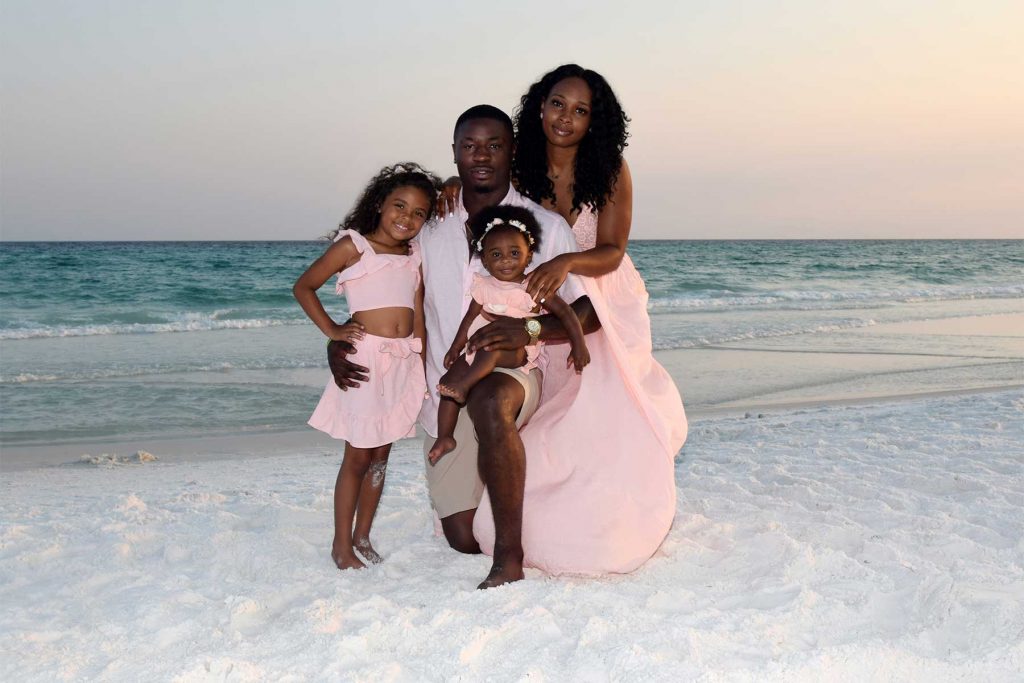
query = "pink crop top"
xmin=334 ymin=230 xmax=421 ymax=313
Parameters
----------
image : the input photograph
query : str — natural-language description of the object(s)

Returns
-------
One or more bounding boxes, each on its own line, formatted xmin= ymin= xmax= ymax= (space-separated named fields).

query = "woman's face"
xmin=540 ymin=77 xmax=592 ymax=149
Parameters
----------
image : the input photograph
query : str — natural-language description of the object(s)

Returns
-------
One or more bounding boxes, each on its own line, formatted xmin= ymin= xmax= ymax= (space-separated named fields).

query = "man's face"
xmin=452 ymin=118 xmax=512 ymax=194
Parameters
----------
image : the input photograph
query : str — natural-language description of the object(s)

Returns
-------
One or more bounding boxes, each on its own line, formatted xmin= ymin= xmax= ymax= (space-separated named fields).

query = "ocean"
xmin=1 ymin=239 xmax=1022 ymax=450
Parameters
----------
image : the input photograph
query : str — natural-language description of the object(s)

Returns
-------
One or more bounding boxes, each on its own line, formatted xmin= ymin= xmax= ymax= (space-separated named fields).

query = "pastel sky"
xmin=2 ymin=1 xmax=1022 ymax=240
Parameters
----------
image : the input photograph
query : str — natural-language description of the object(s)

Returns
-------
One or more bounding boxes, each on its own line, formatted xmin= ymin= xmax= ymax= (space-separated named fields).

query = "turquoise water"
xmin=1 ymin=240 xmax=1022 ymax=447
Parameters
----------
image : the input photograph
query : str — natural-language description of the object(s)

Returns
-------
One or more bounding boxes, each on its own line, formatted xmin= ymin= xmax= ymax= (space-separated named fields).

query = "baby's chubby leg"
xmin=428 ymin=398 xmax=460 ymax=465
xmin=438 ymin=349 xmax=527 ymax=404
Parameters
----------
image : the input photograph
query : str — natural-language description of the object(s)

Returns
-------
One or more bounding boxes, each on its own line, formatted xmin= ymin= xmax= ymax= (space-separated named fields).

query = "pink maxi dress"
xmin=473 ymin=206 xmax=688 ymax=575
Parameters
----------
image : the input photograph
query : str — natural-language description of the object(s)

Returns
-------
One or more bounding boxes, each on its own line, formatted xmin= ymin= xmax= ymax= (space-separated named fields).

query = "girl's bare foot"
xmin=353 ymin=537 xmax=383 ymax=564
xmin=331 ymin=542 xmax=366 ymax=570
xmin=428 ymin=436 xmax=457 ymax=465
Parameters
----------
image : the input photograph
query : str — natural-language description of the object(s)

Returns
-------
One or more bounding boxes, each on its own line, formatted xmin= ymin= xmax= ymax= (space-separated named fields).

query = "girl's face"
xmin=375 ymin=186 xmax=432 ymax=244
xmin=481 ymin=228 xmax=532 ymax=282
xmin=540 ymin=77 xmax=592 ymax=149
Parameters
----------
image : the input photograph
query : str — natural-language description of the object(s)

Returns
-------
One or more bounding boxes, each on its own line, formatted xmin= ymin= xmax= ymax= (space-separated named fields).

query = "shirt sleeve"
xmin=470 ymin=273 xmax=488 ymax=305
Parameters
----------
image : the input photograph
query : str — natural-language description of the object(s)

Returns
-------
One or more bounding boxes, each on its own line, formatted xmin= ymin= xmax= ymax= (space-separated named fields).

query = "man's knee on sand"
xmin=441 ymin=509 xmax=480 ymax=554
xmin=466 ymin=373 xmax=525 ymax=439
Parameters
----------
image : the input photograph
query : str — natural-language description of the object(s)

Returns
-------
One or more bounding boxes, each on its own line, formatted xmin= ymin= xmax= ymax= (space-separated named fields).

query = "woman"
xmin=470 ymin=65 xmax=688 ymax=575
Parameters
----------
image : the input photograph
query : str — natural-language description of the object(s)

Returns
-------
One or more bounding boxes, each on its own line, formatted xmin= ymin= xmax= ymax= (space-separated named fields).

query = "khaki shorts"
xmin=422 ymin=367 xmax=541 ymax=518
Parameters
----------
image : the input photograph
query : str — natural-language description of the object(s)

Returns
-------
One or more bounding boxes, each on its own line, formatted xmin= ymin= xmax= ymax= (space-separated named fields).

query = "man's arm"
xmin=467 ymin=295 xmax=600 ymax=354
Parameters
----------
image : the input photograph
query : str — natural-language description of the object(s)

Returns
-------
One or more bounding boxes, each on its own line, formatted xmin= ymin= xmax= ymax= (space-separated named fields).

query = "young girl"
xmin=294 ymin=162 xmax=439 ymax=570
xmin=427 ymin=205 xmax=590 ymax=465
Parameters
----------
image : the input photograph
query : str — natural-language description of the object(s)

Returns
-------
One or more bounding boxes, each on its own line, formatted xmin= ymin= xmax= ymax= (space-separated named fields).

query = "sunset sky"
xmin=2 ymin=1 xmax=1022 ymax=240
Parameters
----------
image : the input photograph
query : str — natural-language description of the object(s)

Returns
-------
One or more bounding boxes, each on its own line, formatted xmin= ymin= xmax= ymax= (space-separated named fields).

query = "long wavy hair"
xmin=512 ymin=64 xmax=630 ymax=214
xmin=327 ymin=162 xmax=441 ymax=240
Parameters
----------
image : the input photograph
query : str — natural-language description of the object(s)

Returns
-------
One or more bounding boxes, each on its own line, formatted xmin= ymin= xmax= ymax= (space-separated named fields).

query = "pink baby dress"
xmin=462 ymin=274 xmax=540 ymax=371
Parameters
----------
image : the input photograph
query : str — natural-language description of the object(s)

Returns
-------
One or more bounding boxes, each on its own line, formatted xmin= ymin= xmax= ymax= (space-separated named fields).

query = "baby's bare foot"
xmin=437 ymin=382 xmax=467 ymax=404
xmin=428 ymin=436 xmax=457 ymax=465
xmin=353 ymin=537 xmax=383 ymax=564
xmin=331 ymin=543 xmax=366 ymax=570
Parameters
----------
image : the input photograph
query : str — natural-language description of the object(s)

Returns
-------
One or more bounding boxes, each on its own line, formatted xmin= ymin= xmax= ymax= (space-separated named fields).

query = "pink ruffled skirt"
xmin=308 ymin=333 xmax=426 ymax=448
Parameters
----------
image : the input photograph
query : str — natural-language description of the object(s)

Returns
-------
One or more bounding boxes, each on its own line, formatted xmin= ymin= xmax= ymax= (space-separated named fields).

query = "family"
xmin=293 ymin=65 xmax=688 ymax=589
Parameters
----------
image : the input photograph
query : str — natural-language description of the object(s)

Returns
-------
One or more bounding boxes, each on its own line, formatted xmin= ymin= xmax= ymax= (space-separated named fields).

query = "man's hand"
xmin=467 ymin=313 xmax=530 ymax=353
xmin=327 ymin=338 xmax=369 ymax=391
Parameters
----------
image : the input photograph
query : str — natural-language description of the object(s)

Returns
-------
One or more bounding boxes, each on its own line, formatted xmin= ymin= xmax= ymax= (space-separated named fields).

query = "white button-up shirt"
xmin=416 ymin=185 xmax=585 ymax=436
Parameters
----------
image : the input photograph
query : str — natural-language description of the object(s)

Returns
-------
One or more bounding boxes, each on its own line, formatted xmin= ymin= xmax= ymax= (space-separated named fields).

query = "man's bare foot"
xmin=331 ymin=543 xmax=366 ymax=570
xmin=476 ymin=562 xmax=524 ymax=589
xmin=353 ymin=537 xmax=383 ymax=564
xmin=428 ymin=436 xmax=457 ymax=466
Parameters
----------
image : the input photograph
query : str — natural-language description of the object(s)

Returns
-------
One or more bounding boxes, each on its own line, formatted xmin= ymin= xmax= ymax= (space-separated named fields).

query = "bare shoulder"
xmin=324 ymin=234 xmax=363 ymax=270
xmin=610 ymin=158 xmax=633 ymax=203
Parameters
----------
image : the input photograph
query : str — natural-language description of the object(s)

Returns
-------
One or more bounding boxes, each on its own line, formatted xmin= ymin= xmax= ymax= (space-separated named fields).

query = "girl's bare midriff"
xmin=353 ymin=307 xmax=415 ymax=338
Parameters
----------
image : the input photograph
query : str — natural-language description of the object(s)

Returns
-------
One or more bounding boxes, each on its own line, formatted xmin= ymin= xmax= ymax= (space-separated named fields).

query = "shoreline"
xmin=1 ymin=380 xmax=1020 ymax=474
xmin=3 ymin=312 xmax=1021 ymax=472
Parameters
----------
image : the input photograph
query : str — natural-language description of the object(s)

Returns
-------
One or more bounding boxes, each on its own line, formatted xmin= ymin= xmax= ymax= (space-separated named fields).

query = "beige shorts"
xmin=422 ymin=367 xmax=541 ymax=518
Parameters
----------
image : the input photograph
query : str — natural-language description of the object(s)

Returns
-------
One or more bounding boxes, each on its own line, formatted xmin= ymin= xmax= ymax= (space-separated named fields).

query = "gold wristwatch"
xmin=525 ymin=318 xmax=541 ymax=344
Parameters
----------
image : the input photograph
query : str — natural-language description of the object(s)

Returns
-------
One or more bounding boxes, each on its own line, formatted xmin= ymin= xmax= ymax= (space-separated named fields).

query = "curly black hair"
xmin=512 ymin=64 xmax=630 ymax=214
xmin=327 ymin=162 xmax=441 ymax=240
xmin=468 ymin=205 xmax=542 ymax=255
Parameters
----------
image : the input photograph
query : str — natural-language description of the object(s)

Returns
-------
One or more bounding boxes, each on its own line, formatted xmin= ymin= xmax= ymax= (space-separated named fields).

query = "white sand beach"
xmin=2 ymin=312 xmax=1023 ymax=681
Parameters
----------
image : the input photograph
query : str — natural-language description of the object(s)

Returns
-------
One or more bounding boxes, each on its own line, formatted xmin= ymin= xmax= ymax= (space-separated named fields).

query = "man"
xmin=328 ymin=105 xmax=599 ymax=588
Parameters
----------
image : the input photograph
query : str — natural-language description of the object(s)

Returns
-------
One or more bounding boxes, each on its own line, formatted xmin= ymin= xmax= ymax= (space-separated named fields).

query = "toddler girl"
xmin=428 ymin=205 xmax=590 ymax=464
xmin=294 ymin=162 xmax=438 ymax=570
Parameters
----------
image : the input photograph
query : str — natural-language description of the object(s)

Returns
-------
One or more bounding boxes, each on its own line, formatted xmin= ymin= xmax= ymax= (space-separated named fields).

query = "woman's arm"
xmin=292 ymin=237 xmax=365 ymax=342
xmin=524 ymin=160 xmax=633 ymax=301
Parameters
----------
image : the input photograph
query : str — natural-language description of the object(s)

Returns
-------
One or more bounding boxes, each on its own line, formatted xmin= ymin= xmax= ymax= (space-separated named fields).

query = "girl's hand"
xmin=436 ymin=177 xmax=462 ymax=220
xmin=567 ymin=343 xmax=591 ymax=374
xmin=525 ymin=255 xmax=571 ymax=304
xmin=329 ymin=320 xmax=365 ymax=344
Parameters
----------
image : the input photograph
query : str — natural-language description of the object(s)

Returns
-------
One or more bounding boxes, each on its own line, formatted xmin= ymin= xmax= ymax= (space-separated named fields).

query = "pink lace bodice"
xmin=571 ymin=205 xmax=599 ymax=250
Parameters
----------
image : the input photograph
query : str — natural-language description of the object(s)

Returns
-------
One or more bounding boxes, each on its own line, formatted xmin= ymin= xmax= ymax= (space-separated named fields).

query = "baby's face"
xmin=481 ymin=229 xmax=532 ymax=282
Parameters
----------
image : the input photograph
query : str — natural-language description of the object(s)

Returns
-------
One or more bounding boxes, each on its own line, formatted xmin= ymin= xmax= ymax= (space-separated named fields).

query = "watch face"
xmin=526 ymin=319 xmax=541 ymax=336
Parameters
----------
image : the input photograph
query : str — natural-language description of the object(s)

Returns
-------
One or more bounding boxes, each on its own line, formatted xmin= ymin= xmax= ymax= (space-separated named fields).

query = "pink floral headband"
xmin=474 ymin=218 xmax=535 ymax=252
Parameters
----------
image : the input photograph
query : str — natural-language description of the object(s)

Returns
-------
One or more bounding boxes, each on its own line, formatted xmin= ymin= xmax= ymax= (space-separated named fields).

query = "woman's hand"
xmin=328 ymin=320 xmax=365 ymax=344
xmin=436 ymin=177 xmax=462 ymax=219
xmin=525 ymin=255 xmax=572 ymax=304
